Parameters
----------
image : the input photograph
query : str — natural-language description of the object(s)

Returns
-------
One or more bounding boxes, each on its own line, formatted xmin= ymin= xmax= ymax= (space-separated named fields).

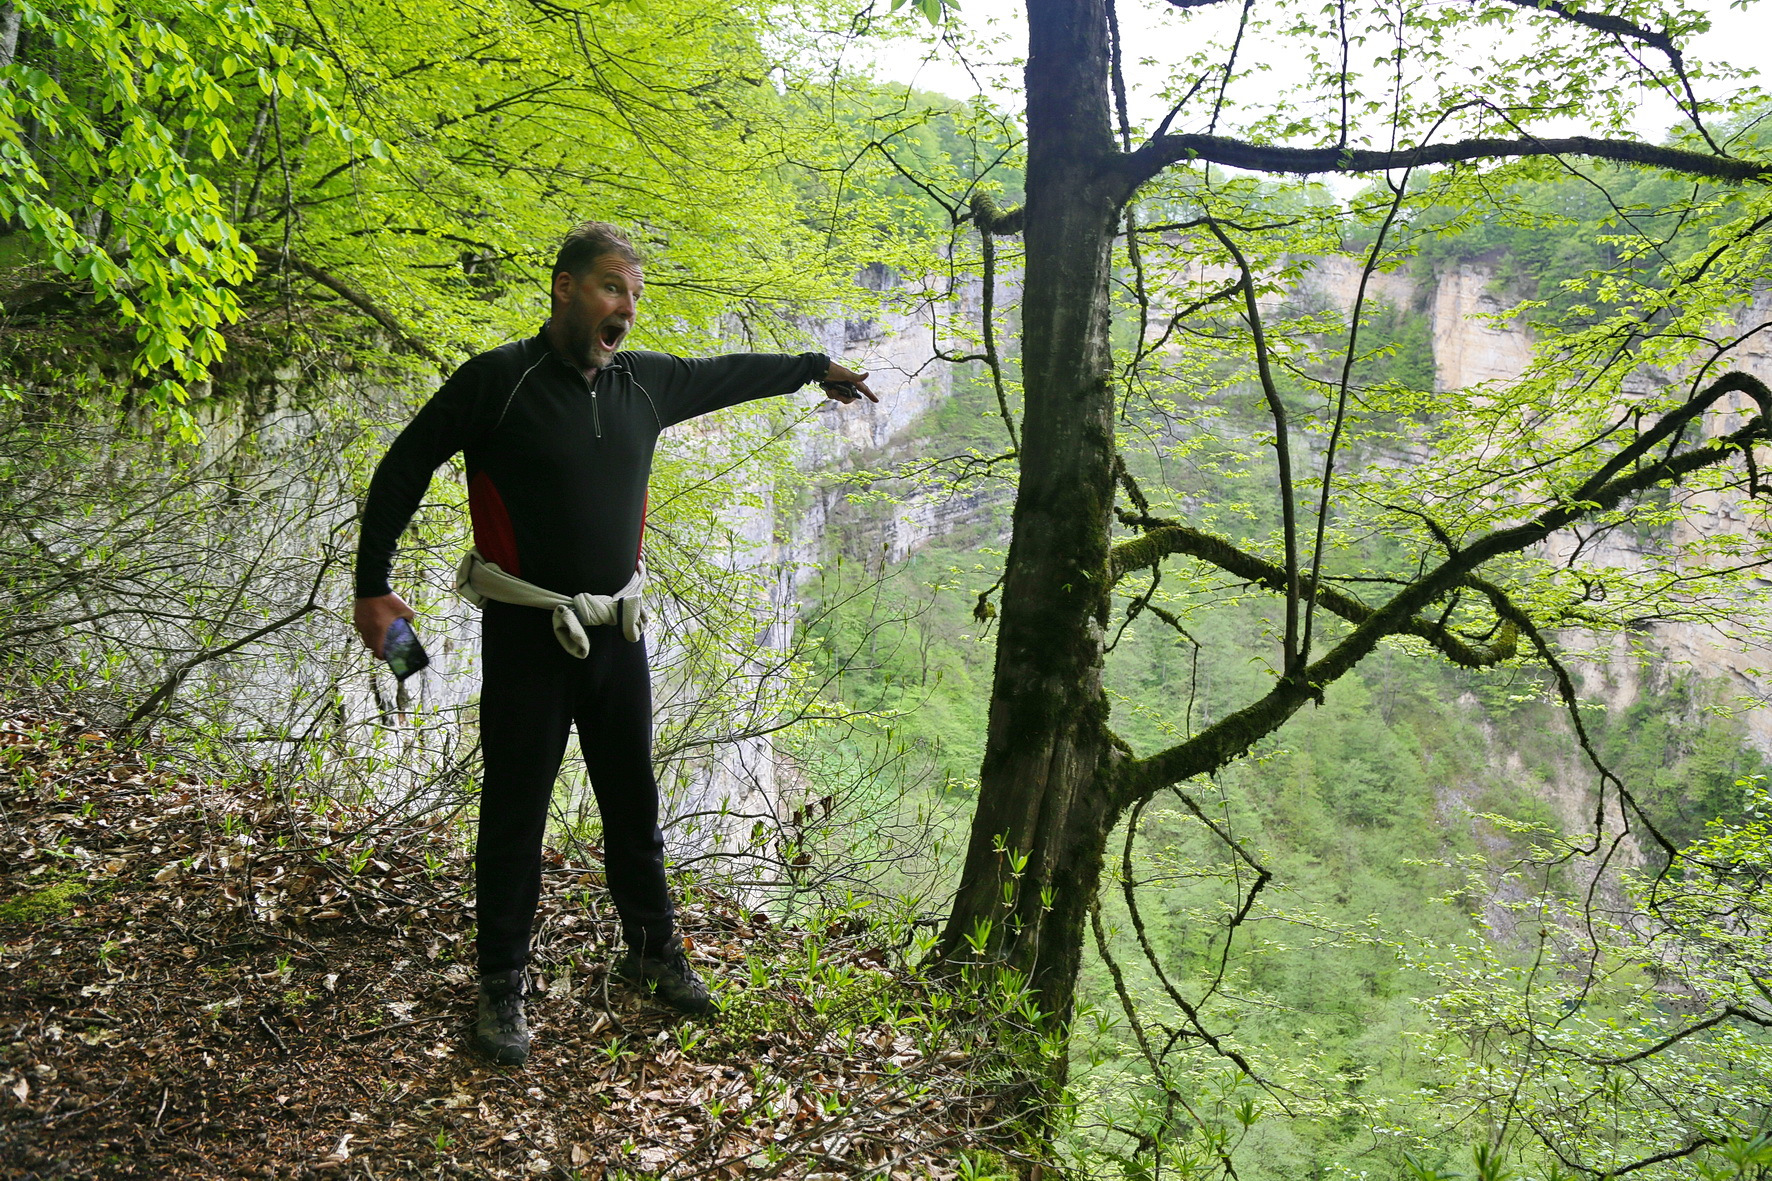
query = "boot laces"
xmin=483 ymin=979 xmax=526 ymax=1033
xmin=491 ymin=992 xmax=523 ymax=1032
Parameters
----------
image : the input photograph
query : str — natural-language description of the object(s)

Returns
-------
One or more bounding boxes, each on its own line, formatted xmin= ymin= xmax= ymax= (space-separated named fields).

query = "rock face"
xmin=1426 ymin=264 xmax=1539 ymax=392
xmin=1299 ymin=254 xmax=1772 ymax=753
xmin=286 ymin=253 xmax=1772 ymax=932
xmin=644 ymin=265 xmax=1005 ymax=863
xmin=1296 ymin=252 xmax=1537 ymax=392
xmin=699 ymin=254 xmax=1772 ymax=862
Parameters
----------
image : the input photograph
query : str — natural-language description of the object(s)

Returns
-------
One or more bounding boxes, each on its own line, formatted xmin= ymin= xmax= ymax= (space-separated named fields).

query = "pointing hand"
xmin=821 ymin=362 xmax=878 ymax=405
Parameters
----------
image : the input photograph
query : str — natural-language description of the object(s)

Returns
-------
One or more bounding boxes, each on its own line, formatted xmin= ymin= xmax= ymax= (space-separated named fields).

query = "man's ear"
xmin=550 ymin=269 xmax=575 ymax=309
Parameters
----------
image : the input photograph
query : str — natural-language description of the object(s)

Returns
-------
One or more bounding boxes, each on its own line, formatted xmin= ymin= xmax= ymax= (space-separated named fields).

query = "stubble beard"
xmin=555 ymin=315 xmax=606 ymax=372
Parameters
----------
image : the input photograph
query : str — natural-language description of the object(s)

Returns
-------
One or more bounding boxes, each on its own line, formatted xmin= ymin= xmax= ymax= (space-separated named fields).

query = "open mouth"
xmin=598 ymin=323 xmax=625 ymax=352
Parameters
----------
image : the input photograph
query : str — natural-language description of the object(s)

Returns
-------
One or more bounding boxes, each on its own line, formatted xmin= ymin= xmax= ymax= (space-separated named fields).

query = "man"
xmin=352 ymin=221 xmax=876 ymax=1065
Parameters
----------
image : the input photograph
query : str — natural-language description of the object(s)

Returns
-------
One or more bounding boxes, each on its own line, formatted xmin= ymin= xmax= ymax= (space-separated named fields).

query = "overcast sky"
xmin=855 ymin=0 xmax=1771 ymax=148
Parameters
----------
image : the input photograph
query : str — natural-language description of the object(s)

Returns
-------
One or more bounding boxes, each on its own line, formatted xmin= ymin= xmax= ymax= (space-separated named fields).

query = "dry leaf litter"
xmin=0 ymin=703 xmax=1025 ymax=1179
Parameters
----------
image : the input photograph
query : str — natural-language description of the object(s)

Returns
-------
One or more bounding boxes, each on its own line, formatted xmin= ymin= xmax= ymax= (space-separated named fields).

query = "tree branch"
xmin=1205 ymin=218 xmax=1302 ymax=674
xmin=1490 ymin=0 xmax=1683 ymax=67
xmin=1115 ymin=133 xmax=1771 ymax=199
xmin=972 ymin=206 xmax=1020 ymax=452
xmin=122 ymin=599 xmax=321 ymax=733
xmin=1115 ymin=370 xmax=1772 ymax=808
xmin=254 ymin=248 xmax=444 ymax=367
xmin=1108 ymin=519 xmax=1518 ymax=669
xmin=968 ymin=192 xmax=1024 ymax=236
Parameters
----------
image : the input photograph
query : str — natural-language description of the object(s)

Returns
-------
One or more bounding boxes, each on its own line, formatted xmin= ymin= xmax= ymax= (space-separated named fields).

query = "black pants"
xmin=474 ymin=600 xmax=675 ymax=974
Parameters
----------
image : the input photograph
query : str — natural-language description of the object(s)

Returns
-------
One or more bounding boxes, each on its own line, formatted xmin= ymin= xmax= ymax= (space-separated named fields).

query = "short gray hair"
xmin=552 ymin=221 xmax=641 ymax=286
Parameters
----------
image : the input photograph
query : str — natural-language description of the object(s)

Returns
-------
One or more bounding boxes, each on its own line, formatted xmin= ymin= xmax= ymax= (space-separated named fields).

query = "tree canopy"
xmin=0 ymin=0 xmax=957 ymax=422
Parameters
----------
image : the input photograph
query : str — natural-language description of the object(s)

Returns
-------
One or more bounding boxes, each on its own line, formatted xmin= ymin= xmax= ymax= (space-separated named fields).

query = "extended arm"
xmin=649 ymin=350 xmax=877 ymax=426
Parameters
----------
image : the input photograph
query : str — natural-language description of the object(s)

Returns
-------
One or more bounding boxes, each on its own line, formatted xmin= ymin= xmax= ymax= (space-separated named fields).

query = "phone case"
xmin=384 ymin=617 xmax=431 ymax=681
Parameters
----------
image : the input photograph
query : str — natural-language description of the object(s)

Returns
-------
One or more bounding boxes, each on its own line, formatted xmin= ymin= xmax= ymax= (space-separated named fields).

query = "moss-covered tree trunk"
xmin=934 ymin=0 xmax=1126 ymax=1051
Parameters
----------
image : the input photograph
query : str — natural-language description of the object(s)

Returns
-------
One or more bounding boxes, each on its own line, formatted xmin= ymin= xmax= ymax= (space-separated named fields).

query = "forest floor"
xmin=0 ymin=702 xmax=1019 ymax=1180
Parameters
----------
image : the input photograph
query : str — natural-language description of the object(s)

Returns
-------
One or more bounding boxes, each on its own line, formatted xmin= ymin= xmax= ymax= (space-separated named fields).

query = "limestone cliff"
xmin=1295 ymin=255 xmax=1772 ymax=757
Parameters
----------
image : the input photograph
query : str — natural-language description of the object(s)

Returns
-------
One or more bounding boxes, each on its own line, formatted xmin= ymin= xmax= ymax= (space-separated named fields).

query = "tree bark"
xmin=934 ymin=0 xmax=1126 ymax=1051
xmin=0 ymin=2 xmax=22 ymax=71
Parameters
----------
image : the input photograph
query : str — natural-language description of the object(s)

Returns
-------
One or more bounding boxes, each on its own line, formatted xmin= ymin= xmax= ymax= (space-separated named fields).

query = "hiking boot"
xmin=473 ymin=969 xmax=530 ymax=1065
xmin=615 ymin=936 xmax=715 ymax=1016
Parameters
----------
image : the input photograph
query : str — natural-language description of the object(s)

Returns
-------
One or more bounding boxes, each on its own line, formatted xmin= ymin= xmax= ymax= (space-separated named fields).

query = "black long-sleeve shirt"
xmin=355 ymin=328 xmax=828 ymax=600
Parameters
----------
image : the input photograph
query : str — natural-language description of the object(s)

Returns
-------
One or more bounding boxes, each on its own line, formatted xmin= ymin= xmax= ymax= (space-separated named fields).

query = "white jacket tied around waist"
xmin=454 ymin=549 xmax=647 ymax=655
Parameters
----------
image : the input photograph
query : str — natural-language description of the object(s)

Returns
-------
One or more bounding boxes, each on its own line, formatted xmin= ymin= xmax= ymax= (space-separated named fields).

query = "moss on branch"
xmin=1108 ymin=523 xmax=1517 ymax=669
xmin=969 ymin=193 xmax=1024 ymax=236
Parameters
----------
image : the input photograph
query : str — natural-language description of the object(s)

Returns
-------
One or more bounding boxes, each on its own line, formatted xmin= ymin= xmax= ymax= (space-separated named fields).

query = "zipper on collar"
xmin=581 ymin=367 xmax=603 ymax=438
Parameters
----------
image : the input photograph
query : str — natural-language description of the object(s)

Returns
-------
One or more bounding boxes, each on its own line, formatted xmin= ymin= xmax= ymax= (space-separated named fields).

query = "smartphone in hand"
xmin=384 ymin=617 xmax=430 ymax=681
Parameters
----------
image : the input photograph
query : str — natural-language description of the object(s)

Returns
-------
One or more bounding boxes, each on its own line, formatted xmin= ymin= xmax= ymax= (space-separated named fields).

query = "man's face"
xmin=552 ymin=254 xmax=643 ymax=369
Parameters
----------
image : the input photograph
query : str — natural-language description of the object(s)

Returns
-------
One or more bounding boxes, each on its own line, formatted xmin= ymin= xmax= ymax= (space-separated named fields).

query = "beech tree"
xmin=0 ymin=0 xmax=917 ymax=417
xmin=919 ymin=0 xmax=1772 ymax=1112
xmin=0 ymin=0 xmax=928 ymax=750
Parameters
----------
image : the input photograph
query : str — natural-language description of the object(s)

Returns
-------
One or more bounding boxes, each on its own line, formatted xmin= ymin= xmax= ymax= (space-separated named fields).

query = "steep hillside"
xmin=0 ymin=701 xmax=1020 ymax=1180
xmin=789 ymin=246 xmax=1772 ymax=1176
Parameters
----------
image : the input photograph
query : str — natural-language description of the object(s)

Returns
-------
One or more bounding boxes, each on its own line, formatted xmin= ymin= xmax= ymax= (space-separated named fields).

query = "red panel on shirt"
xmin=469 ymin=470 xmax=521 ymax=574
xmin=637 ymin=489 xmax=648 ymax=562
